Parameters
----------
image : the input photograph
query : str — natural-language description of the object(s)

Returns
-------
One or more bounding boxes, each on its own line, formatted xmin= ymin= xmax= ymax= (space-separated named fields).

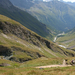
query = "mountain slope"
xmin=10 ymin=0 xmax=75 ymax=31
xmin=65 ymin=2 xmax=75 ymax=7
xmin=0 ymin=0 xmax=55 ymax=40
xmin=0 ymin=14 xmax=75 ymax=63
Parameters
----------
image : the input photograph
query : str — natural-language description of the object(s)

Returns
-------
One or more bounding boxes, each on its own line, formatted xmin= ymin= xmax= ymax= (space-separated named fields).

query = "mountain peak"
xmin=0 ymin=0 xmax=17 ymax=12
xmin=0 ymin=0 xmax=13 ymax=8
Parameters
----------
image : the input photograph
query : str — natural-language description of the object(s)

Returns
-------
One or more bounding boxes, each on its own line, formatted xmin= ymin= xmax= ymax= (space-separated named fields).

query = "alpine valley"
xmin=0 ymin=0 xmax=55 ymax=41
xmin=10 ymin=0 xmax=75 ymax=31
xmin=0 ymin=0 xmax=75 ymax=75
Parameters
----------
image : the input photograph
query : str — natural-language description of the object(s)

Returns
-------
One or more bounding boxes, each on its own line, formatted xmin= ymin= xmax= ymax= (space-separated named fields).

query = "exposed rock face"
xmin=0 ymin=45 xmax=12 ymax=56
xmin=0 ymin=21 xmax=51 ymax=48
xmin=0 ymin=21 xmax=75 ymax=56
xmin=0 ymin=20 xmax=75 ymax=63
xmin=0 ymin=45 xmax=44 ymax=63
xmin=9 ymin=57 xmax=32 ymax=63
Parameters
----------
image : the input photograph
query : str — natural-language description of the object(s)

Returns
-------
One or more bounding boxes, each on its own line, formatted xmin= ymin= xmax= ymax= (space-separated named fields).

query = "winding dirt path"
xmin=36 ymin=60 xmax=71 ymax=68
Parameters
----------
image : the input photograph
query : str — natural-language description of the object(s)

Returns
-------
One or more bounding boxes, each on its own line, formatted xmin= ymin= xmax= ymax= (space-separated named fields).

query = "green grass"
xmin=0 ymin=14 xmax=75 ymax=75
xmin=21 ymin=57 xmax=63 ymax=67
xmin=0 ymin=14 xmax=75 ymax=60
xmin=0 ymin=33 xmax=46 ymax=62
xmin=56 ymin=32 xmax=75 ymax=48
xmin=0 ymin=32 xmax=75 ymax=60
xmin=0 ymin=57 xmax=75 ymax=75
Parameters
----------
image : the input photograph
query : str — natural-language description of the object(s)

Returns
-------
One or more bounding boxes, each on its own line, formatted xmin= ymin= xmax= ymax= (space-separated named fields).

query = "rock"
xmin=0 ymin=45 xmax=12 ymax=56
xmin=0 ymin=63 xmax=10 ymax=67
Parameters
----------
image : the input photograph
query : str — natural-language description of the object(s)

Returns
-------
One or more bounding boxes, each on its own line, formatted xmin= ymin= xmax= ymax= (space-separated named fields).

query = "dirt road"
xmin=36 ymin=60 xmax=71 ymax=68
xmin=36 ymin=64 xmax=71 ymax=68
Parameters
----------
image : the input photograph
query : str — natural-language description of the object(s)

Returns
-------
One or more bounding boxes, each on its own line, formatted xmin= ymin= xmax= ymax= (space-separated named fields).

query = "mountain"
xmin=65 ymin=2 xmax=75 ymax=7
xmin=10 ymin=0 xmax=75 ymax=31
xmin=0 ymin=0 xmax=55 ymax=41
xmin=56 ymin=27 xmax=75 ymax=50
xmin=0 ymin=0 xmax=13 ymax=8
xmin=0 ymin=14 xmax=75 ymax=63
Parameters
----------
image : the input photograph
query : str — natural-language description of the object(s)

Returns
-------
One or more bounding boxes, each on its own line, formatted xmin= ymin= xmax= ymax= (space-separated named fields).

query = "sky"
xmin=63 ymin=0 xmax=75 ymax=2
xmin=43 ymin=0 xmax=75 ymax=3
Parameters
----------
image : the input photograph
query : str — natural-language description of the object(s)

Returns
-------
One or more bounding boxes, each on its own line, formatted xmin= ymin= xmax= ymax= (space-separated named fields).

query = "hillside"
xmin=0 ymin=15 xmax=75 ymax=63
xmin=56 ymin=27 xmax=75 ymax=50
xmin=0 ymin=0 xmax=55 ymax=41
xmin=10 ymin=0 xmax=75 ymax=31
xmin=1 ymin=0 xmax=75 ymax=75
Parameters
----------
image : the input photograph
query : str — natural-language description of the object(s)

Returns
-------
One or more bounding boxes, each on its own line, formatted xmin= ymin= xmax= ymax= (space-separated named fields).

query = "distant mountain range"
xmin=10 ymin=0 xmax=75 ymax=31
xmin=0 ymin=0 xmax=55 ymax=40
xmin=65 ymin=2 xmax=75 ymax=7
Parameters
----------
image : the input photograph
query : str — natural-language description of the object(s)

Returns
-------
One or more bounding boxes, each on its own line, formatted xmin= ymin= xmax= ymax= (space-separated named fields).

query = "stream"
xmin=53 ymin=32 xmax=67 ymax=48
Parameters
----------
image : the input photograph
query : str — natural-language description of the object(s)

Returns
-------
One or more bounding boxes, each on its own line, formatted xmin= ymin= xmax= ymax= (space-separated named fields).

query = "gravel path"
xmin=36 ymin=60 xmax=71 ymax=68
xmin=36 ymin=65 xmax=71 ymax=68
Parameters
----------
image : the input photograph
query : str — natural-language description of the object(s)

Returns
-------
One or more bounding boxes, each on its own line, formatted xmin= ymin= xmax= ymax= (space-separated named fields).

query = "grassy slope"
xmin=0 ymin=15 xmax=75 ymax=75
xmin=0 ymin=14 xmax=75 ymax=58
xmin=0 ymin=58 xmax=75 ymax=75
xmin=0 ymin=15 xmax=62 ymax=59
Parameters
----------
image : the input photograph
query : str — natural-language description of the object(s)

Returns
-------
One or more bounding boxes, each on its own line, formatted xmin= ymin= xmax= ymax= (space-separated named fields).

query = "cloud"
xmin=43 ymin=0 xmax=75 ymax=2
xmin=63 ymin=0 xmax=75 ymax=2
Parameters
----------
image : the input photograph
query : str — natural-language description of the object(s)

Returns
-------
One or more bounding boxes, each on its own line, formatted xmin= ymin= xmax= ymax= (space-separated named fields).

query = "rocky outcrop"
xmin=0 ymin=21 xmax=50 ymax=48
xmin=0 ymin=21 xmax=56 ymax=51
xmin=11 ymin=46 xmax=44 ymax=59
xmin=0 ymin=45 xmax=12 ymax=56
xmin=0 ymin=63 xmax=10 ymax=67
xmin=9 ymin=57 xmax=32 ymax=63
xmin=0 ymin=20 xmax=75 ymax=60
xmin=0 ymin=21 xmax=75 ymax=56
xmin=0 ymin=45 xmax=44 ymax=62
